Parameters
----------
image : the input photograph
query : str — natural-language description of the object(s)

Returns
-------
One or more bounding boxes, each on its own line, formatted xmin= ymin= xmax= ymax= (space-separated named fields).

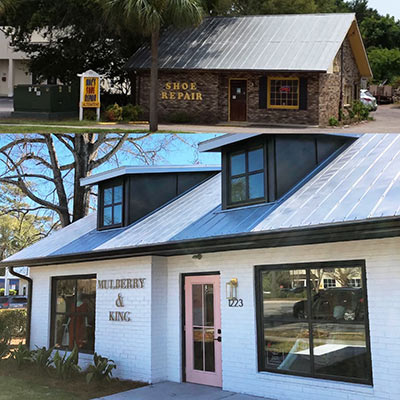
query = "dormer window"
xmin=229 ymin=146 xmax=265 ymax=206
xmin=100 ymin=180 xmax=123 ymax=228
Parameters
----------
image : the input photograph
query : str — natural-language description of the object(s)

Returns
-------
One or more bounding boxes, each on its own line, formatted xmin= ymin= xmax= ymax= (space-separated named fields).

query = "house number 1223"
xmin=228 ymin=299 xmax=243 ymax=307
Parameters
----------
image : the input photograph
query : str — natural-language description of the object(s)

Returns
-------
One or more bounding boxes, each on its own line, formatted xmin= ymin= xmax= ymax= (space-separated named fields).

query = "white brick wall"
xmin=30 ymin=236 xmax=400 ymax=400
xmin=165 ymin=237 xmax=400 ymax=400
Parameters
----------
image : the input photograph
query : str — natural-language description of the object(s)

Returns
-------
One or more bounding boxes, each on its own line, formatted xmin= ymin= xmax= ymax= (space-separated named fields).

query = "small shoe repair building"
xmin=3 ymin=133 xmax=400 ymax=400
xmin=127 ymin=13 xmax=372 ymax=126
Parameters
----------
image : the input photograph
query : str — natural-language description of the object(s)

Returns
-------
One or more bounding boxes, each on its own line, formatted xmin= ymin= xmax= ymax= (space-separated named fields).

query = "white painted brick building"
xmin=3 ymin=133 xmax=400 ymax=400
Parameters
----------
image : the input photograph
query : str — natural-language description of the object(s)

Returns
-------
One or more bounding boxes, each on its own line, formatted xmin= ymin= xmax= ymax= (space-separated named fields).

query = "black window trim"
xmin=255 ymin=259 xmax=373 ymax=386
xmin=226 ymin=140 xmax=268 ymax=208
xmin=50 ymin=274 xmax=96 ymax=355
xmin=98 ymin=178 xmax=125 ymax=230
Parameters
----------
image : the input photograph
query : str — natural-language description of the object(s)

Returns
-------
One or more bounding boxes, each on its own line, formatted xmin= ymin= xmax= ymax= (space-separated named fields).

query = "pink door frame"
xmin=184 ymin=274 xmax=222 ymax=387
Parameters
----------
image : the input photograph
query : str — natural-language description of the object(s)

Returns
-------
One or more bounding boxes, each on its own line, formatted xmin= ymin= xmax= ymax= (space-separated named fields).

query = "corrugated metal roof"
xmin=80 ymin=165 xmax=221 ymax=186
xmin=127 ymin=14 xmax=356 ymax=72
xmin=4 ymin=133 xmax=400 ymax=264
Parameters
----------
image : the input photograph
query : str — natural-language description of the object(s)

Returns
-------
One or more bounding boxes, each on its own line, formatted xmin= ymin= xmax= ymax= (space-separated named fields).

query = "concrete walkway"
xmin=95 ymin=382 xmax=272 ymax=400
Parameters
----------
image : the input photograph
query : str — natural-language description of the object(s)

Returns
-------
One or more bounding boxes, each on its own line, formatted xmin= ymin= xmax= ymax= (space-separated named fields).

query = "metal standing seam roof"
xmin=3 ymin=133 xmax=400 ymax=266
xmin=127 ymin=13 xmax=357 ymax=72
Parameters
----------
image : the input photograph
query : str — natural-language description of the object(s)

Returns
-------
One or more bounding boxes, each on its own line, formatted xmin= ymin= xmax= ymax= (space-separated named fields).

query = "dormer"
xmin=199 ymin=134 xmax=357 ymax=209
xmin=80 ymin=165 xmax=221 ymax=230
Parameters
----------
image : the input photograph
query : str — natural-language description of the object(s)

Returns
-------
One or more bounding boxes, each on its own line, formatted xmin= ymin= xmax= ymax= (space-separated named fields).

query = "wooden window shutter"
xmin=299 ymin=78 xmax=308 ymax=110
xmin=259 ymin=76 xmax=267 ymax=108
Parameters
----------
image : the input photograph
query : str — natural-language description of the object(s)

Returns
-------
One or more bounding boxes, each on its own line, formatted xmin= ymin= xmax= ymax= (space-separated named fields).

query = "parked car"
xmin=8 ymin=296 xmax=27 ymax=309
xmin=360 ymin=89 xmax=378 ymax=111
xmin=293 ymin=287 xmax=364 ymax=321
xmin=0 ymin=297 xmax=9 ymax=309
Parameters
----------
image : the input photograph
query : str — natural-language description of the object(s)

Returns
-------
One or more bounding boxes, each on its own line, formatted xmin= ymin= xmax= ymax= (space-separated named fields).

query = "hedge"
xmin=0 ymin=309 xmax=27 ymax=340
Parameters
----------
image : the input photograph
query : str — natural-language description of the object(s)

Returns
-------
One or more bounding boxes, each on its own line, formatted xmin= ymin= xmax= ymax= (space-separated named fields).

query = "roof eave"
xmin=3 ymin=217 xmax=400 ymax=268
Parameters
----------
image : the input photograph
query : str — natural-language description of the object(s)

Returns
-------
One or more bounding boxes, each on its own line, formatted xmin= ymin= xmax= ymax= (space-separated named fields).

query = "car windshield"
xmin=10 ymin=298 xmax=26 ymax=304
xmin=364 ymin=91 xmax=373 ymax=97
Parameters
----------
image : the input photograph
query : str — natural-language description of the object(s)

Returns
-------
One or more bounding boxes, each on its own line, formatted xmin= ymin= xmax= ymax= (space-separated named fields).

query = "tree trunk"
xmin=149 ymin=29 xmax=159 ymax=132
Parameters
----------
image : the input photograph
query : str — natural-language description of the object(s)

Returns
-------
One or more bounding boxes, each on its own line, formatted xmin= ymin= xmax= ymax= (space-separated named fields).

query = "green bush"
xmin=328 ymin=116 xmax=339 ymax=126
xmin=11 ymin=343 xmax=33 ymax=369
xmin=105 ymin=103 xmax=123 ymax=122
xmin=351 ymin=100 xmax=370 ymax=121
xmin=31 ymin=346 xmax=54 ymax=369
xmin=83 ymin=108 xmax=97 ymax=121
xmin=122 ymin=104 xmax=142 ymax=121
xmin=168 ymin=111 xmax=192 ymax=124
xmin=0 ymin=289 xmax=4 ymax=296
xmin=86 ymin=353 xmax=116 ymax=384
xmin=53 ymin=343 xmax=81 ymax=380
xmin=0 ymin=309 xmax=27 ymax=338
xmin=8 ymin=289 xmax=17 ymax=296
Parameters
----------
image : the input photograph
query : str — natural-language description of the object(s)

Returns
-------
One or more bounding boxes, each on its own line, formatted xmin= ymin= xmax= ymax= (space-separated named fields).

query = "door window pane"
xmin=249 ymin=173 xmax=264 ymax=199
xmin=231 ymin=153 xmax=245 ymax=176
xmin=248 ymin=148 xmax=263 ymax=172
xmin=192 ymin=285 xmax=203 ymax=326
xmin=193 ymin=328 xmax=204 ymax=370
xmin=204 ymin=328 xmax=215 ymax=372
xmin=204 ymin=284 xmax=214 ymax=327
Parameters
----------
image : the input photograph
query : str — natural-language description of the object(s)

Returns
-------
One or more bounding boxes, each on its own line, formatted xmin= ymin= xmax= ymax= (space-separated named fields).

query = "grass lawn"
xmin=0 ymin=359 xmax=146 ymax=400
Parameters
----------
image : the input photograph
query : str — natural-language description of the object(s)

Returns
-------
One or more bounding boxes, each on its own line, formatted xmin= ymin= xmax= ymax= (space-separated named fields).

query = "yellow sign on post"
xmin=82 ymin=77 xmax=100 ymax=108
xmin=78 ymin=69 xmax=101 ymax=121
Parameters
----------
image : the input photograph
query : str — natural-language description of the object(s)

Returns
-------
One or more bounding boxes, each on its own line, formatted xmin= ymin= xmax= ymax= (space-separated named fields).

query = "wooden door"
xmin=184 ymin=275 xmax=222 ymax=387
xmin=229 ymin=80 xmax=247 ymax=121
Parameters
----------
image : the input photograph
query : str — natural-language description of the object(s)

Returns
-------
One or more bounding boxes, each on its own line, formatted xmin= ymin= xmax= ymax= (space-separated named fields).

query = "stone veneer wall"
xmin=318 ymin=37 xmax=361 ymax=126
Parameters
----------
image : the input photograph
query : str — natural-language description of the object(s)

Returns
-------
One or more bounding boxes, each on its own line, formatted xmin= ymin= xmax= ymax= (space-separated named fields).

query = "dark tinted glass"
xmin=249 ymin=173 xmax=264 ymax=199
xmin=248 ymin=148 xmax=263 ymax=172
xmin=231 ymin=152 xmax=245 ymax=176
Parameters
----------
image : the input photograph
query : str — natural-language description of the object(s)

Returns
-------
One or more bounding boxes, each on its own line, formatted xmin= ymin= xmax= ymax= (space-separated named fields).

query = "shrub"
xmin=328 ymin=116 xmax=339 ymax=126
xmin=11 ymin=343 xmax=33 ymax=369
xmin=351 ymin=100 xmax=370 ymax=121
xmin=8 ymin=289 xmax=17 ymax=295
xmin=0 ymin=309 xmax=27 ymax=339
xmin=53 ymin=343 xmax=81 ymax=380
xmin=31 ymin=346 xmax=54 ymax=369
xmin=83 ymin=108 xmax=97 ymax=121
xmin=0 ymin=289 xmax=4 ymax=296
xmin=105 ymin=103 xmax=123 ymax=122
xmin=86 ymin=353 xmax=116 ymax=384
xmin=168 ymin=111 xmax=192 ymax=124
xmin=122 ymin=104 xmax=143 ymax=121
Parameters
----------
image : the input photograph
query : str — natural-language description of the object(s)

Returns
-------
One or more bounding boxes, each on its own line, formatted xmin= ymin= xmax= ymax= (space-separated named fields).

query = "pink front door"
xmin=184 ymin=275 xmax=222 ymax=387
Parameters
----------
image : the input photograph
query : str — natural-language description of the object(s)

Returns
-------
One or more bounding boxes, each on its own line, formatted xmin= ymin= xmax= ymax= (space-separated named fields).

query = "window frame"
xmin=50 ymin=274 xmax=96 ymax=355
xmin=226 ymin=143 xmax=268 ymax=207
xmin=255 ymin=260 xmax=373 ymax=386
xmin=267 ymin=77 xmax=300 ymax=110
xmin=98 ymin=178 xmax=124 ymax=230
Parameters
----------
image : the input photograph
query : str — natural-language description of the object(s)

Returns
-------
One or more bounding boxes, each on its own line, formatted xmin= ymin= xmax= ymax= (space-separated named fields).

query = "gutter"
xmin=8 ymin=267 xmax=32 ymax=349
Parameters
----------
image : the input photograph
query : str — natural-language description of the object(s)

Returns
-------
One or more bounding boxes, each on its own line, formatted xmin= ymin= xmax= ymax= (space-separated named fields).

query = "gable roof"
xmin=127 ymin=13 xmax=372 ymax=77
xmin=2 ymin=133 xmax=400 ymax=268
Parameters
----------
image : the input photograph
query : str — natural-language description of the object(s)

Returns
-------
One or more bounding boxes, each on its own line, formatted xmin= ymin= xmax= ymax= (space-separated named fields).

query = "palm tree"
xmin=104 ymin=0 xmax=204 ymax=132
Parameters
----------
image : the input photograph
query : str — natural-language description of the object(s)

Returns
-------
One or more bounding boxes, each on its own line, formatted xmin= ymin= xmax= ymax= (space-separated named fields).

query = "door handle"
xmin=214 ymin=336 xmax=221 ymax=342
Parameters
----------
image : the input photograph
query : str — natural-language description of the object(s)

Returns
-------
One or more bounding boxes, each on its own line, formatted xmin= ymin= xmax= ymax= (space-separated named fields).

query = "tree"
xmin=0 ymin=134 xmax=178 ymax=227
xmin=360 ymin=15 xmax=400 ymax=49
xmin=0 ymin=185 xmax=50 ymax=260
xmin=103 ymin=0 xmax=204 ymax=132
xmin=367 ymin=47 xmax=400 ymax=82
xmin=1 ymin=0 xmax=141 ymax=96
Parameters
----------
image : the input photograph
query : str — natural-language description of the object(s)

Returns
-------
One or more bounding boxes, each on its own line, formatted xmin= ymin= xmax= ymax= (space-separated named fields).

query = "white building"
xmin=2 ymin=133 xmax=400 ymax=400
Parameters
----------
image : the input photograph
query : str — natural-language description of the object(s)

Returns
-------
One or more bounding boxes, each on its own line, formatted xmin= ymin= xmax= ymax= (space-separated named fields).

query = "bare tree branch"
xmin=89 ymin=134 xmax=129 ymax=170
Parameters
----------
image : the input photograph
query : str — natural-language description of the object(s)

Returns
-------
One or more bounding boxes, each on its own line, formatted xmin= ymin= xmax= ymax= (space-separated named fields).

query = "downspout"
xmin=338 ymin=43 xmax=344 ymax=121
xmin=8 ymin=267 xmax=32 ymax=349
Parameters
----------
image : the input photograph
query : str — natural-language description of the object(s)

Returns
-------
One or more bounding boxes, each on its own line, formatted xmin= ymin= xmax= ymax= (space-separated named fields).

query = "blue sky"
xmin=368 ymin=0 xmax=400 ymax=19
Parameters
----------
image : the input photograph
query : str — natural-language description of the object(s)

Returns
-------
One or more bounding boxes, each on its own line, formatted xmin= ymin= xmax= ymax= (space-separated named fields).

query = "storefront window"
xmin=256 ymin=262 xmax=372 ymax=384
xmin=268 ymin=78 xmax=299 ymax=109
xmin=229 ymin=147 xmax=265 ymax=205
xmin=51 ymin=275 xmax=96 ymax=353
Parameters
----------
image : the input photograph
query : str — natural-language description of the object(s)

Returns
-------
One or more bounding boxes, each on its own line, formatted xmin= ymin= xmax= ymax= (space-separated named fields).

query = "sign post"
xmin=78 ymin=70 xmax=101 ymax=121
